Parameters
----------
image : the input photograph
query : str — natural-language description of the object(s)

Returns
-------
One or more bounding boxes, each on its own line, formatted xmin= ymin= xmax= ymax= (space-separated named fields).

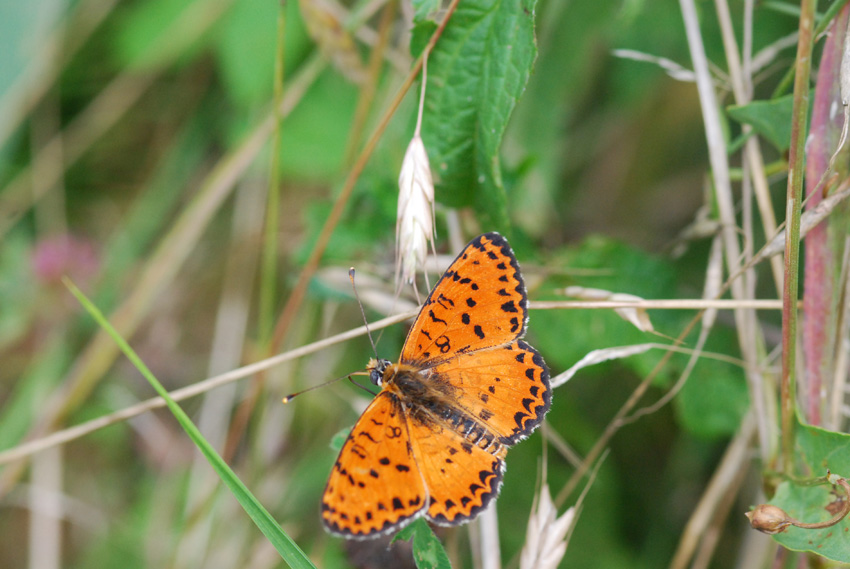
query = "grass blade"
xmin=63 ymin=277 xmax=316 ymax=569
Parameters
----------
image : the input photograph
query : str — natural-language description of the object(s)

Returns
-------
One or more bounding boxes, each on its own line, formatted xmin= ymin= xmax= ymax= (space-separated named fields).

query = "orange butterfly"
xmin=322 ymin=232 xmax=551 ymax=539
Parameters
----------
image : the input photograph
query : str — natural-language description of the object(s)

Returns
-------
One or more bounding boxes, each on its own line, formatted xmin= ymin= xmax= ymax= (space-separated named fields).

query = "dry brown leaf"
xmin=563 ymin=286 xmax=655 ymax=332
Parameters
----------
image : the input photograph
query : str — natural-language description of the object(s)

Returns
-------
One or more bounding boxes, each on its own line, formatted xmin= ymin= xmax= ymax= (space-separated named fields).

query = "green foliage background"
xmin=0 ymin=0 xmax=827 ymax=567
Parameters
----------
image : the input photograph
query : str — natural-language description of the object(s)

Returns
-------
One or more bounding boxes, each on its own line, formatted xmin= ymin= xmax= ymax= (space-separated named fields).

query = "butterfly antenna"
xmin=282 ymin=371 xmax=369 ymax=403
xmin=347 ymin=375 xmax=379 ymax=397
xmin=349 ymin=268 xmax=379 ymax=359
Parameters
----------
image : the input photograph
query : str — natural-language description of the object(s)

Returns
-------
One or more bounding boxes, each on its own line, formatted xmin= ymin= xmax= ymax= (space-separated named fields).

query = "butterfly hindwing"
xmin=427 ymin=339 xmax=551 ymax=444
xmin=321 ymin=392 xmax=428 ymax=539
xmin=400 ymin=233 xmax=528 ymax=365
xmin=406 ymin=413 xmax=507 ymax=526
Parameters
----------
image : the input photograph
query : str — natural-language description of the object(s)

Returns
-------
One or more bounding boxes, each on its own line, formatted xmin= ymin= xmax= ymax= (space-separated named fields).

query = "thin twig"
xmin=531 ymin=299 xmax=784 ymax=310
xmin=0 ymin=311 xmax=416 ymax=466
xmin=269 ymin=0 xmax=463 ymax=355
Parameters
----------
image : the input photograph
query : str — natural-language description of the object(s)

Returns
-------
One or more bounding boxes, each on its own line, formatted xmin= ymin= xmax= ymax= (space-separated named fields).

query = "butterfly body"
xmin=322 ymin=233 xmax=551 ymax=539
xmin=376 ymin=361 xmax=508 ymax=458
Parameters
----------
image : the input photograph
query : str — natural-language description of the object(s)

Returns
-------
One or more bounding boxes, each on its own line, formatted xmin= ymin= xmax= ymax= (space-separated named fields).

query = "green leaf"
xmin=393 ymin=519 xmax=452 ymax=569
xmin=65 ymin=279 xmax=316 ymax=569
xmin=113 ymin=0 xmax=203 ymax=69
xmin=330 ymin=425 xmax=352 ymax=452
xmin=275 ymin=72 xmax=358 ymax=181
xmin=420 ymin=0 xmax=538 ymax=229
xmin=726 ymin=94 xmax=794 ymax=152
xmin=674 ymin=340 xmax=748 ymax=438
xmin=412 ymin=0 xmax=440 ymax=21
xmin=768 ymin=418 xmax=850 ymax=562
xmin=213 ymin=0 xmax=310 ymax=108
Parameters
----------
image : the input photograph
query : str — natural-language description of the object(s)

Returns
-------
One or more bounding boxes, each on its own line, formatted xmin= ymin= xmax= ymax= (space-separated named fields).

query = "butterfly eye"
xmin=370 ymin=359 xmax=391 ymax=386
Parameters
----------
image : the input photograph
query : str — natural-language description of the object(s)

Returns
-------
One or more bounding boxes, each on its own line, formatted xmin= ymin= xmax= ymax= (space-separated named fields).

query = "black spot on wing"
xmin=428 ymin=310 xmax=447 ymax=325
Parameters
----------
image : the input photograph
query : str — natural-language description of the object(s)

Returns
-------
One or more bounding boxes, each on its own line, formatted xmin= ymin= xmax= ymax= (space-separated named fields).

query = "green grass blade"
xmin=63 ymin=277 xmax=316 ymax=569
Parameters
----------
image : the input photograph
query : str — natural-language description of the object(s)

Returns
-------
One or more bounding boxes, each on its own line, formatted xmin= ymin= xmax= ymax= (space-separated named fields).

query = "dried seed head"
xmin=745 ymin=504 xmax=792 ymax=534
xmin=298 ymin=0 xmax=365 ymax=83
xmin=520 ymin=485 xmax=575 ymax=569
xmin=396 ymin=134 xmax=435 ymax=287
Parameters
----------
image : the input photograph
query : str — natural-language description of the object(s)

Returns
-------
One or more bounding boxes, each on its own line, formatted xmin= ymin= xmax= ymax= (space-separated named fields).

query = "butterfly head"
xmin=366 ymin=358 xmax=392 ymax=386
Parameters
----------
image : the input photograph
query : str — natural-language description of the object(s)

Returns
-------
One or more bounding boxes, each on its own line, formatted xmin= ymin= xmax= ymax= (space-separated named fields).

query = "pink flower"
xmin=31 ymin=234 xmax=99 ymax=286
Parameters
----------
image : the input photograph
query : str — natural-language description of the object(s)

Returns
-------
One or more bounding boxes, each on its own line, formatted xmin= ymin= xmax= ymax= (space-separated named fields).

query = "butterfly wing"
xmin=406 ymin=412 xmax=507 ymax=526
xmin=427 ymin=339 xmax=551 ymax=444
xmin=400 ymin=233 xmax=528 ymax=365
xmin=321 ymin=392 xmax=428 ymax=539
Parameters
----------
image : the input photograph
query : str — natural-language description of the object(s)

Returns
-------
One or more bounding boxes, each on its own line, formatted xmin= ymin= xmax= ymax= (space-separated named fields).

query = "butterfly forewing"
xmin=321 ymin=393 xmax=428 ymax=538
xmin=426 ymin=339 xmax=551 ymax=444
xmin=400 ymin=233 xmax=528 ymax=365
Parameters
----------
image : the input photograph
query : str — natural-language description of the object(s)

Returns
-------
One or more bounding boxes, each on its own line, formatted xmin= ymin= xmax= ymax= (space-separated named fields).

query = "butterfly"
xmin=321 ymin=232 xmax=551 ymax=539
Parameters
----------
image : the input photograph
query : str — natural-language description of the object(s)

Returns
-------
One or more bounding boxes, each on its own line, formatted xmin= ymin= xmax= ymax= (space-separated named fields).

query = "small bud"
xmin=746 ymin=504 xmax=793 ymax=534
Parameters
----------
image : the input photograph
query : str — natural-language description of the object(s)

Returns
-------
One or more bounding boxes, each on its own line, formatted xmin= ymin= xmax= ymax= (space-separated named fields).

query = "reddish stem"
xmin=803 ymin=4 xmax=850 ymax=425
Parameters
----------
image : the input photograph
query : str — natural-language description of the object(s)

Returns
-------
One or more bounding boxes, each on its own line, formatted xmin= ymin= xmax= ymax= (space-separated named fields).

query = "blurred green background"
xmin=0 ymin=0 xmax=804 ymax=567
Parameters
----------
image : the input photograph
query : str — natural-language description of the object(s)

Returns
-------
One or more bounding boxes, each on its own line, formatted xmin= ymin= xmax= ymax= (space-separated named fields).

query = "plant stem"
xmin=781 ymin=0 xmax=816 ymax=467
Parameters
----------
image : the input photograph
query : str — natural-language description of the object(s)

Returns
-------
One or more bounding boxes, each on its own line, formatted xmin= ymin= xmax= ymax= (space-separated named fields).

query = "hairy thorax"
xmin=382 ymin=363 xmax=507 ymax=459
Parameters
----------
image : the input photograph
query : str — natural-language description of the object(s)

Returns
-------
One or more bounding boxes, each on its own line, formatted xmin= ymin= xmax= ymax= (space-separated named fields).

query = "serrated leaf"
xmin=393 ymin=519 xmax=452 ymax=569
xmin=420 ymin=0 xmax=537 ymax=228
xmin=726 ymin=94 xmax=794 ymax=152
xmin=767 ymin=419 xmax=850 ymax=562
